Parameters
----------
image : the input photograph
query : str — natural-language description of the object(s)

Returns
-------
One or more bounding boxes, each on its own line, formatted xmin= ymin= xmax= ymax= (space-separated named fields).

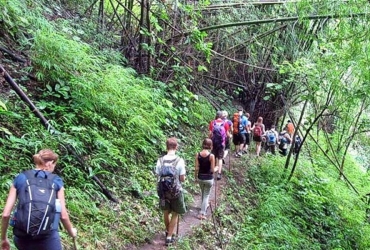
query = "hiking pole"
xmin=176 ymin=214 xmax=180 ymax=237
xmin=73 ymin=237 xmax=78 ymax=250
xmin=229 ymin=149 xmax=231 ymax=172
xmin=214 ymin=172 xmax=217 ymax=210
xmin=209 ymin=202 xmax=223 ymax=249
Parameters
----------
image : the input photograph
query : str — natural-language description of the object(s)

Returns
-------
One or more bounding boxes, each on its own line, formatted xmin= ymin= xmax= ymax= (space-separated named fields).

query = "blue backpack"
xmin=12 ymin=170 xmax=59 ymax=239
xmin=267 ymin=131 xmax=276 ymax=145
xmin=212 ymin=120 xmax=226 ymax=146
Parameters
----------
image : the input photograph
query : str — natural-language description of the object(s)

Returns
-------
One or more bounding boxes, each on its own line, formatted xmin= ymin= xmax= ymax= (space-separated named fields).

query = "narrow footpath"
xmin=135 ymin=154 xmax=232 ymax=250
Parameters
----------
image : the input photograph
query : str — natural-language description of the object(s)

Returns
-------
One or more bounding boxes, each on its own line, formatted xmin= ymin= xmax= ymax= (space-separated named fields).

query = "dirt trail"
xmin=134 ymin=155 xmax=232 ymax=250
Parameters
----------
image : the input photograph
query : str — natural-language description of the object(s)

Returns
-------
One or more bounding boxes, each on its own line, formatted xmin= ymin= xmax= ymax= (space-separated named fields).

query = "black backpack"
xmin=12 ymin=170 xmax=58 ymax=239
xmin=157 ymin=157 xmax=181 ymax=200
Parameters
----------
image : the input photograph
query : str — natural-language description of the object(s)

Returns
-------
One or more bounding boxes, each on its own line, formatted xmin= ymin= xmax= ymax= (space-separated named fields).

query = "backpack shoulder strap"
xmin=172 ymin=157 xmax=180 ymax=167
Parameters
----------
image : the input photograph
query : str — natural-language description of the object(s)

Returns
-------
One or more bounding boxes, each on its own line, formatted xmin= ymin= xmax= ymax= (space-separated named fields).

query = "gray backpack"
xmin=157 ymin=157 xmax=181 ymax=200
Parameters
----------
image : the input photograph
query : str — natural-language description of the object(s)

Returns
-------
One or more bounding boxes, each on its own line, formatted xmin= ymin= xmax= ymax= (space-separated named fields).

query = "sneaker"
xmin=165 ymin=238 xmax=174 ymax=246
xmin=217 ymin=173 xmax=222 ymax=180
xmin=198 ymin=214 xmax=207 ymax=220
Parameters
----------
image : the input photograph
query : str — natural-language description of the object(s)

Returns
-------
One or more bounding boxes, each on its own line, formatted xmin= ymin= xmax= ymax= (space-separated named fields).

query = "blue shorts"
xmin=14 ymin=230 xmax=62 ymax=250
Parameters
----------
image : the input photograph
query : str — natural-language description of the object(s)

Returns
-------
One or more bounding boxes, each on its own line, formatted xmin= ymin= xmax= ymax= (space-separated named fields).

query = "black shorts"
xmin=253 ymin=135 xmax=263 ymax=142
xmin=232 ymin=133 xmax=246 ymax=145
xmin=245 ymin=133 xmax=250 ymax=145
xmin=211 ymin=145 xmax=225 ymax=159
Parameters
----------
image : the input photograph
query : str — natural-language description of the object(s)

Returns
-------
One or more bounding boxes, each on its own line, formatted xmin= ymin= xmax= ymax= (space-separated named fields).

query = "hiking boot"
xmin=217 ymin=173 xmax=222 ymax=180
xmin=165 ymin=237 xmax=175 ymax=246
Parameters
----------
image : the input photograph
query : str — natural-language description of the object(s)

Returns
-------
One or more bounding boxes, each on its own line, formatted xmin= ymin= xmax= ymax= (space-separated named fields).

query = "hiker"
xmin=1 ymin=149 xmax=77 ymax=250
xmin=194 ymin=138 xmax=218 ymax=220
xmin=264 ymin=125 xmax=279 ymax=155
xmin=209 ymin=111 xmax=230 ymax=180
xmin=278 ymin=128 xmax=292 ymax=156
xmin=155 ymin=137 xmax=186 ymax=246
xmin=251 ymin=117 xmax=266 ymax=157
xmin=293 ymin=134 xmax=302 ymax=155
xmin=221 ymin=110 xmax=233 ymax=163
xmin=232 ymin=108 xmax=249 ymax=158
xmin=286 ymin=120 xmax=295 ymax=139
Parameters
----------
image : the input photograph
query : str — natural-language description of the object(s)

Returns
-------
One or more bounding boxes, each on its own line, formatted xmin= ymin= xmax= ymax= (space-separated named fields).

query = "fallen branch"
xmin=0 ymin=46 xmax=27 ymax=63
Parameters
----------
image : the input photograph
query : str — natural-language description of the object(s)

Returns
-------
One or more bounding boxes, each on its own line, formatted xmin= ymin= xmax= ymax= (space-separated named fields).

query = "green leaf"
xmin=0 ymin=100 xmax=7 ymax=111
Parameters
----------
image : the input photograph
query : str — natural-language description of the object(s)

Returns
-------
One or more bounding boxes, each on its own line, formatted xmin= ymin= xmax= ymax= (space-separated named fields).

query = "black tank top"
xmin=197 ymin=153 xmax=213 ymax=180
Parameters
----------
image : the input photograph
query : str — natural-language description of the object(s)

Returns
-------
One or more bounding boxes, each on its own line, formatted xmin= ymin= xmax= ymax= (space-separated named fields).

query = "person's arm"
xmin=246 ymin=121 xmax=251 ymax=133
xmin=210 ymin=154 xmax=218 ymax=173
xmin=275 ymin=131 xmax=279 ymax=144
xmin=178 ymin=158 xmax=186 ymax=182
xmin=179 ymin=174 xmax=185 ymax=182
xmin=285 ymin=133 xmax=292 ymax=144
xmin=194 ymin=153 xmax=199 ymax=181
xmin=251 ymin=123 xmax=256 ymax=131
xmin=58 ymin=188 xmax=77 ymax=238
xmin=229 ymin=121 xmax=233 ymax=136
xmin=1 ymin=186 xmax=17 ymax=250
xmin=208 ymin=121 xmax=213 ymax=138
xmin=225 ymin=123 xmax=231 ymax=137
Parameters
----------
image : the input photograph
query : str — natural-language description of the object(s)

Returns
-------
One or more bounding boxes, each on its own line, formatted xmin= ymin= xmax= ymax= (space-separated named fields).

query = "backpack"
xmin=157 ymin=157 xmax=181 ymax=200
xmin=211 ymin=120 xmax=226 ymax=146
xmin=278 ymin=132 xmax=288 ymax=150
xmin=294 ymin=136 xmax=302 ymax=154
xmin=232 ymin=113 xmax=240 ymax=134
xmin=253 ymin=125 xmax=262 ymax=137
xmin=266 ymin=130 xmax=276 ymax=145
xmin=12 ymin=170 xmax=58 ymax=239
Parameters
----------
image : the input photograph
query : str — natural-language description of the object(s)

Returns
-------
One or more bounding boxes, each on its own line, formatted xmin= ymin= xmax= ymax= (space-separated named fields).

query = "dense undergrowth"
xmin=2 ymin=0 xmax=370 ymax=249
xmin=0 ymin=0 xmax=217 ymax=248
xmin=179 ymin=144 xmax=370 ymax=250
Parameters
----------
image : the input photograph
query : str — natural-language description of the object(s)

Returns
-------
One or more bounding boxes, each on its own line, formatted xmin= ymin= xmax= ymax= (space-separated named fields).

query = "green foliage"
xmin=2 ymin=0 xmax=370 ymax=249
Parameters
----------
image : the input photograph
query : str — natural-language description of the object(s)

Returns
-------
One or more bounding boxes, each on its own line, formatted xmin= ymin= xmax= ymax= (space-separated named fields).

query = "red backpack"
xmin=253 ymin=125 xmax=262 ymax=137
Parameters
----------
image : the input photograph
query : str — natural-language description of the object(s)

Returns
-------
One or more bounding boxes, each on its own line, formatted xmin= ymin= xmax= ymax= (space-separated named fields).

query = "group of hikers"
xmin=155 ymin=107 xmax=302 ymax=246
xmin=1 ymin=107 xmax=302 ymax=249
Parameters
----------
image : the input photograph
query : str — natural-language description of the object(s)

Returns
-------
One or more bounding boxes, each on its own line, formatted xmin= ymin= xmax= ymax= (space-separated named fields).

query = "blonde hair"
xmin=33 ymin=149 xmax=59 ymax=167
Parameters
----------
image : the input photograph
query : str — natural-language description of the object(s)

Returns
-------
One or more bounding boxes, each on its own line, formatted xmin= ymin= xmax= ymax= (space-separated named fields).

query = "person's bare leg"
xmin=164 ymin=210 xmax=170 ymax=232
xmin=223 ymin=149 xmax=229 ymax=159
xmin=218 ymin=158 xmax=223 ymax=174
xmin=256 ymin=142 xmax=261 ymax=156
xmin=167 ymin=212 xmax=178 ymax=238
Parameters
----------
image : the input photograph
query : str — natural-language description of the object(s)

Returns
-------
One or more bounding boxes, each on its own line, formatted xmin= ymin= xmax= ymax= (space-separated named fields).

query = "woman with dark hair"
xmin=1 ymin=149 xmax=77 ymax=250
xmin=194 ymin=138 xmax=217 ymax=220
